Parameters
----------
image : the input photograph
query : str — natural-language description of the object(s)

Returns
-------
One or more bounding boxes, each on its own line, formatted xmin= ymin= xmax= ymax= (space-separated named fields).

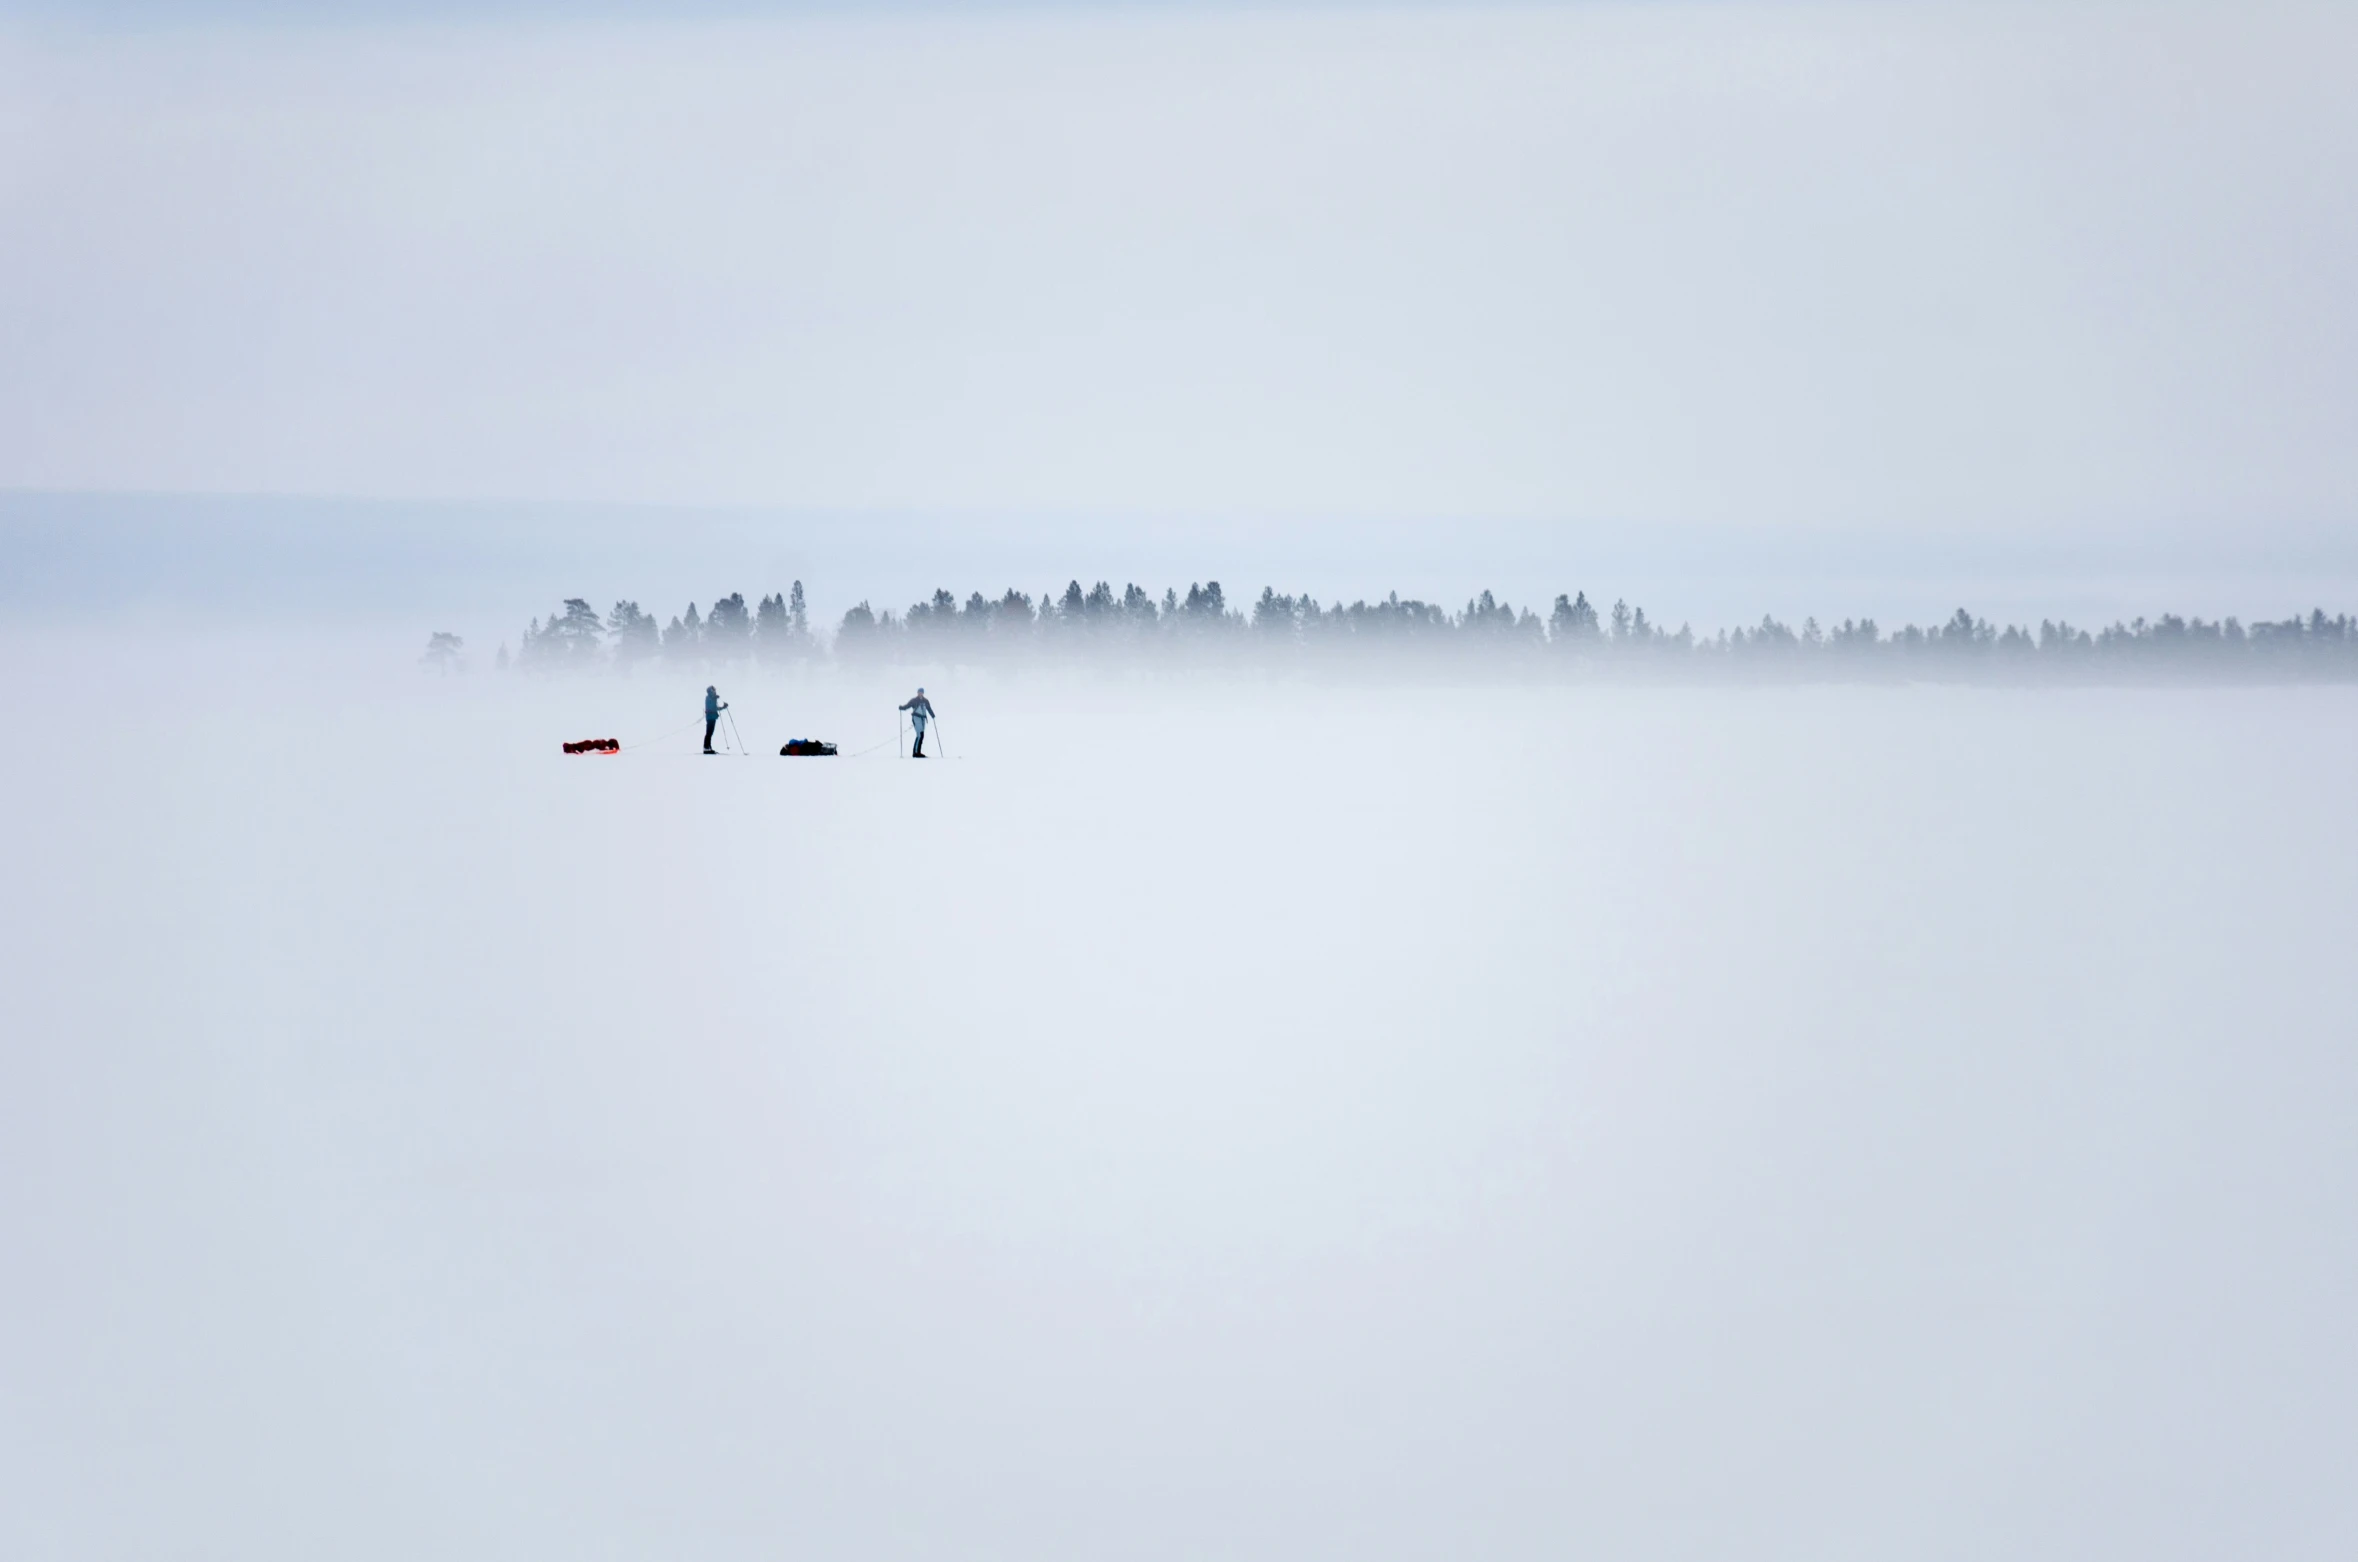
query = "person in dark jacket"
xmin=899 ymin=687 xmax=936 ymax=757
xmin=704 ymin=685 xmax=729 ymax=754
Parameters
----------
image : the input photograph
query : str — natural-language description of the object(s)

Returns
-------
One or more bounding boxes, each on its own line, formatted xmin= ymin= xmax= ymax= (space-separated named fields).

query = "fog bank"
xmin=4 ymin=634 xmax=2354 ymax=1558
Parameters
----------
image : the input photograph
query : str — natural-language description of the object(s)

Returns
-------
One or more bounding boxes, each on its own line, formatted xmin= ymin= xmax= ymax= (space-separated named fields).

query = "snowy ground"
xmin=4 ymin=636 xmax=2356 ymax=1560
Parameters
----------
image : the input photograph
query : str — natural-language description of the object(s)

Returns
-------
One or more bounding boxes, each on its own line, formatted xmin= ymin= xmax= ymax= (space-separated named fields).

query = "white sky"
xmin=2 ymin=2 xmax=2354 ymax=545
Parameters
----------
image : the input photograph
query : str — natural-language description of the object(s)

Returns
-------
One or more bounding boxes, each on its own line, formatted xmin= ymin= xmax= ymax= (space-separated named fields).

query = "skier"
xmin=704 ymin=685 xmax=729 ymax=754
xmin=899 ymin=687 xmax=936 ymax=758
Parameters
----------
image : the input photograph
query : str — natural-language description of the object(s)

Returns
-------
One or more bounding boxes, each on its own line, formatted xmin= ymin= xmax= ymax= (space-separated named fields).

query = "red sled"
xmin=563 ymin=738 xmax=621 ymax=755
xmin=779 ymin=740 xmax=838 ymax=756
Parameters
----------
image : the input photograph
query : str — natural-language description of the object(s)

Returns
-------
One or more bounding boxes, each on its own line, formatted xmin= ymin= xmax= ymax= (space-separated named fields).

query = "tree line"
xmin=496 ymin=586 xmax=819 ymax=672
xmin=418 ymin=579 xmax=2358 ymax=681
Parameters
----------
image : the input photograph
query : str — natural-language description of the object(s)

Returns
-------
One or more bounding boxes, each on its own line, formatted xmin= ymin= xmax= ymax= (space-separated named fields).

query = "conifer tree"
xmin=705 ymin=593 xmax=752 ymax=661
xmin=610 ymin=602 xmax=659 ymax=669
xmin=755 ymin=592 xmax=790 ymax=665
xmin=664 ymin=604 xmax=703 ymax=661
xmin=1550 ymin=591 xmax=1601 ymax=645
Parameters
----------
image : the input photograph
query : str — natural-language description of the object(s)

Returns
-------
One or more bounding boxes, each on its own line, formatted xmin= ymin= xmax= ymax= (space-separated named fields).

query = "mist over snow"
xmin=4 ymin=625 xmax=2356 ymax=1560
xmin=6 ymin=0 xmax=2358 ymax=1553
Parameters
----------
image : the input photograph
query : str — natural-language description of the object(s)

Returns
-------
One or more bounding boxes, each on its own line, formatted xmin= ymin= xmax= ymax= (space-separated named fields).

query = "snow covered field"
xmin=5 ymin=636 xmax=2356 ymax=1559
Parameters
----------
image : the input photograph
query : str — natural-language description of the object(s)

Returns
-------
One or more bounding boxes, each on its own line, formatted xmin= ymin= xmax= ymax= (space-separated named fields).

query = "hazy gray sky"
xmin=3 ymin=2 xmax=2353 ymax=544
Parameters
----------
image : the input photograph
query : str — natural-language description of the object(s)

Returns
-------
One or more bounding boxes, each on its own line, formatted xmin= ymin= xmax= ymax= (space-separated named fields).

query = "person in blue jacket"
xmin=899 ymin=687 xmax=936 ymax=757
xmin=704 ymin=685 xmax=728 ymax=754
